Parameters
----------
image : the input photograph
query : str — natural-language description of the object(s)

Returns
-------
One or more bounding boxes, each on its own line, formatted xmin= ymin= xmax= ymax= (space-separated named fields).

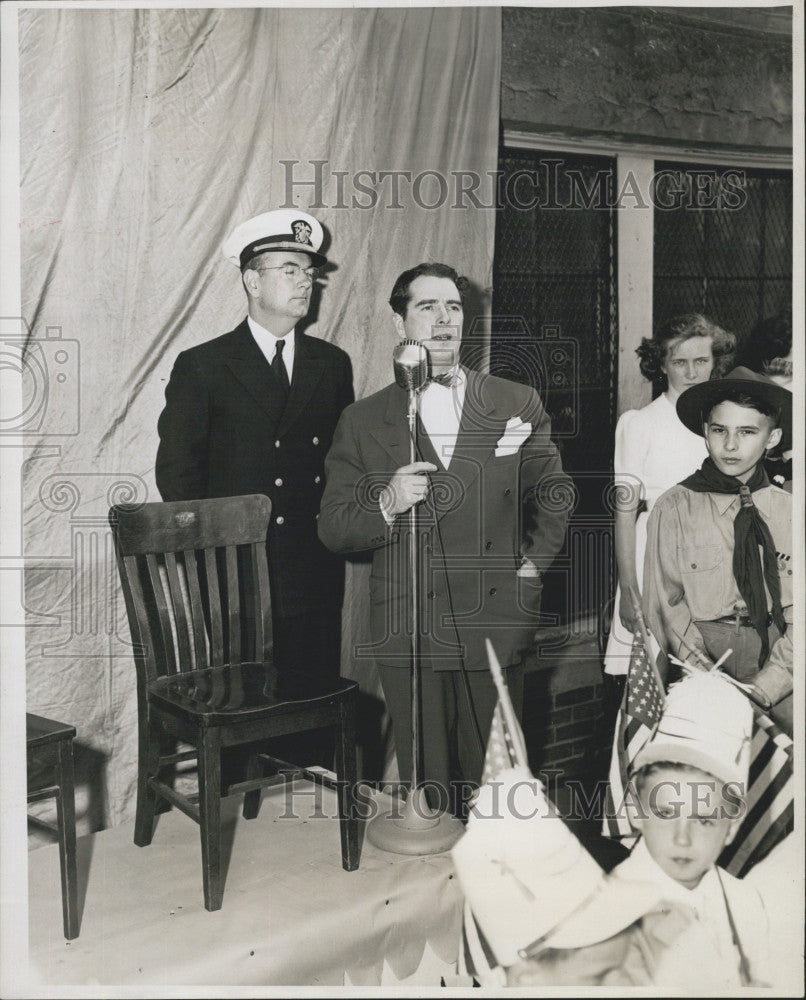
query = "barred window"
xmin=491 ymin=149 xmax=618 ymax=626
xmin=653 ymin=163 xmax=792 ymax=347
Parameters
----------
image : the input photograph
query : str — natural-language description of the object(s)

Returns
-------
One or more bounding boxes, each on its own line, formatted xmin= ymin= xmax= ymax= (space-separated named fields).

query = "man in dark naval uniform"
xmin=155 ymin=209 xmax=354 ymax=725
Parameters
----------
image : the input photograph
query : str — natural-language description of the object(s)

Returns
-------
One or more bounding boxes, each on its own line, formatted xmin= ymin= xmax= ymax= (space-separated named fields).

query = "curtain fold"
xmin=20 ymin=6 xmax=502 ymax=826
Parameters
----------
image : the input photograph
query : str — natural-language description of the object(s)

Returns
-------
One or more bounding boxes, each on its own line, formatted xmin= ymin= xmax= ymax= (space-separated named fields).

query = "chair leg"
xmin=242 ymin=750 xmax=263 ymax=820
xmin=335 ymin=692 xmax=360 ymax=872
xmin=55 ymin=736 xmax=80 ymax=939
xmin=197 ymin=727 xmax=224 ymax=911
xmin=134 ymin=710 xmax=161 ymax=847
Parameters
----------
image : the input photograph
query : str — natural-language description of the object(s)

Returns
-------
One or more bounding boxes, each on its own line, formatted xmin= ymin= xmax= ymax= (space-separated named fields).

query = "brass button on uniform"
xmin=314 ymin=475 xmax=321 ymax=484
xmin=312 ymin=436 xmax=319 ymax=445
xmin=489 ymin=587 xmax=497 ymax=596
xmin=276 ymin=516 xmax=285 ymax=525
xmin=274 ymin=440 xmax=281 ymax=448
xmin=275 ymin=478 xmax=283 ymax=487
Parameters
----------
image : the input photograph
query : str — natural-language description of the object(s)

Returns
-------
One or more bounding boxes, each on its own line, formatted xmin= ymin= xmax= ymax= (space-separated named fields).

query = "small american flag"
xmin=480 ymin=638 xmax=530 ymax=783
xmin=458 ymin=639 xmax=531 ymax=984
xmin=480 ymin=702 xmax=524 ymax=786
xmin=718 ymin=707 xmax=794 ymax=877
xmin=603 ymin=631 xmax=665 ymax=840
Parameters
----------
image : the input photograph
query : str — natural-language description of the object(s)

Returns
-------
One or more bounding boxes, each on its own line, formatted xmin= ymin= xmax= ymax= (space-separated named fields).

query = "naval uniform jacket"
xmin=317 ymin=368 xmax=572 ymax=671
xmin=155 ymin=319 xmax=354 ymax=618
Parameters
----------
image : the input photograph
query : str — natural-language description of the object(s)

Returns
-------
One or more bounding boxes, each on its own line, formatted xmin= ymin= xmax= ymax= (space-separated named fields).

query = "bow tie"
xmin=431 ymin=371 xmax=457 ymax=388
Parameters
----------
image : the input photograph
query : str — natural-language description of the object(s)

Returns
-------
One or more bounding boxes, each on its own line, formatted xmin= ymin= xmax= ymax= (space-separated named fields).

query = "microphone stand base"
xmin=366 ymin=785 xmax=464 ymax=856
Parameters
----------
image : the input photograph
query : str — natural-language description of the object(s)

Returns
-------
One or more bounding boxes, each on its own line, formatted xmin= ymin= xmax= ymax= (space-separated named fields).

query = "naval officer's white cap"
xmin=221 ymin=209 xmax=326 ymax=270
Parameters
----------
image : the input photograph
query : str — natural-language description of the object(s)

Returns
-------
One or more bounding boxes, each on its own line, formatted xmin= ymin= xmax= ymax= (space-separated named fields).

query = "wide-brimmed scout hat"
xmin=221 ymin=209 xmax=326 ymax=269
xmin=632 ymin=670 xmax=753 ymax=788
xmin=676 ymin=365 xmax=792 ymax=451
xmin=452 ymin=767 xmax=664 ymax=966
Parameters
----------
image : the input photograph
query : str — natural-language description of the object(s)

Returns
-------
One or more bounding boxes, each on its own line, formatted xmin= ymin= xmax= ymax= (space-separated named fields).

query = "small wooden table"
xmin=27 ymin=712 xmax=79 ymax=939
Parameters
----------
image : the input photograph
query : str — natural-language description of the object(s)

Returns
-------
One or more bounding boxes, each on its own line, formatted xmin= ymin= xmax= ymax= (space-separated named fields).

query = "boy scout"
xmin=642 ymin=367 xmax=793 ymax=732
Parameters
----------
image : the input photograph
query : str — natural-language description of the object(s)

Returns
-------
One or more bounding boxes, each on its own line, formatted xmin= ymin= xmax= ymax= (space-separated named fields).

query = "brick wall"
xmin=521 ymin=632 xmax=630 ymax=868
xmin=522 ymin=633 xmax=617 ymax=785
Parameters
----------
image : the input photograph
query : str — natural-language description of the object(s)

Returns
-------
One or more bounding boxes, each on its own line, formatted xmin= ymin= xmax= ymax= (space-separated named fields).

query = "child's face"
xmin=704 ymin=400 xmax=782 ymax=482
xmin=661 ymin=336 xmax=714 ymax=395
xmin=632 ymin=766 xmax=740 ymax=889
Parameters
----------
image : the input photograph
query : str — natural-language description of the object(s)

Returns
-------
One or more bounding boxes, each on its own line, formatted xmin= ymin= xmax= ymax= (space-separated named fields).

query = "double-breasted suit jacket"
xmin=155 ymin=319 xmax=354 ymax=618
xmin=317 ymin=368 xmax=572 ymax=672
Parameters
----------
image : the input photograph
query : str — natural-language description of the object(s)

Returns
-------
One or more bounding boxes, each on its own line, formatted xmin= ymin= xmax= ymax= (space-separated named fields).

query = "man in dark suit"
xmin=156 ymin=210 xmax=354 ymax=716
xmin=318 ymin=262 xmax=572 ymax=809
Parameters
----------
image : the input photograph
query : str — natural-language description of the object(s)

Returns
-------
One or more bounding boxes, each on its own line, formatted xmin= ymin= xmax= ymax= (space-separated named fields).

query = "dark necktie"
xmin=272 ymin=339 xmax=290 ymax=398
xmin=734 ymin=484 xmax=785 ymax=666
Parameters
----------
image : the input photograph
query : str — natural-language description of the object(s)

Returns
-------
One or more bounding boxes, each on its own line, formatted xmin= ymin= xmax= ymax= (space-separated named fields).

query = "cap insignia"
xmin=292 ymin=220 xmax=312 ymax=245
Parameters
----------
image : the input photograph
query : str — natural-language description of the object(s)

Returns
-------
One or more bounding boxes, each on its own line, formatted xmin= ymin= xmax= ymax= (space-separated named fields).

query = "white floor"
xmin=26 ymin=781 xmax=466 ymax=992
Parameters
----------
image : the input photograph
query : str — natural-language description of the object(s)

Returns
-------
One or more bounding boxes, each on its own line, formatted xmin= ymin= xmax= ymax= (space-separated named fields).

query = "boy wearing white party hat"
xmin=453 ymin=670 xmax=770 ymax=988
xmin=620 ymin=669 xmax=770 ymax=989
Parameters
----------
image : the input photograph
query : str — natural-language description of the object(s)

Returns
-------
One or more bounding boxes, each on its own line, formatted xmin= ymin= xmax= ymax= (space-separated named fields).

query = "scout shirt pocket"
xmin=679 ymin=543 xmax=724 ymax=620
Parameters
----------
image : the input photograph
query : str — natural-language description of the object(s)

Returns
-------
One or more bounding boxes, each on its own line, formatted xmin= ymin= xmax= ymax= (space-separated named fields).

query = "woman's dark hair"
xmin=737 ymin=310 xmax=792 ymax=373
xmin=636 ymin=313 xmax=736 ymax=387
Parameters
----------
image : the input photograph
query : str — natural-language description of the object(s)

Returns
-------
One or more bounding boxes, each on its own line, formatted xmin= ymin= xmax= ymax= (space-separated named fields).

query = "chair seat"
xmin=148 ymin=661 xmax=358 ymax=723
xmin=27 ymin=713 xmax=77 ymax=749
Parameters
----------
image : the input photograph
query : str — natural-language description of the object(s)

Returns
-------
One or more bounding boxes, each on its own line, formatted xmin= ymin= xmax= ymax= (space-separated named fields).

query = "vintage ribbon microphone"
xmin=366 ymin=340 xmax=464 ymax=855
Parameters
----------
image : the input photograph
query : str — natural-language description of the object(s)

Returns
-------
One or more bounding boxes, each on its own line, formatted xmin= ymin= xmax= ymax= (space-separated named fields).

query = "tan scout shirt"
xmin=643 ymin=484 xmax=793 ymax=704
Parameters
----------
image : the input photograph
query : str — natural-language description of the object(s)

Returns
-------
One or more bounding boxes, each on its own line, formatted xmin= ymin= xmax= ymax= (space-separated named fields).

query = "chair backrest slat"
xmin=225 ymin=545 xmax=241 ymax=664
xmin=163 ymin=552 xmax=193 ymax=669
xmin=145 ymin=553 xmax=178 ymax=675
xmin=110 ymin=495 xmax=273 ymax=682
xmin=251 ymin=541 xmax=273 ymax=663
xmin=182 ymin=549 xmax=210 ymax=669
xmin=120 ymin=554 xmax=158 ymax=682
xmin=203 ymin=548 xmax=225 ymax=666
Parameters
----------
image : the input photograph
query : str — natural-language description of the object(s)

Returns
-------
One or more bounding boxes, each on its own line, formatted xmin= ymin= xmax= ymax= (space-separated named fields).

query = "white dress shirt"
xmin=248 ymin=316 xmax=295 ymax=381
xmin=379 ymin=367 xmax=466 ymax=525
xmin=418 ymin=366 xmax=466 ymax=468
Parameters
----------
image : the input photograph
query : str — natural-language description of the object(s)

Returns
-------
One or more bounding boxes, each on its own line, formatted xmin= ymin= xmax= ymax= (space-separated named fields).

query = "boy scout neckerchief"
xmin=680 ymin=457 xmax=786 ymax=667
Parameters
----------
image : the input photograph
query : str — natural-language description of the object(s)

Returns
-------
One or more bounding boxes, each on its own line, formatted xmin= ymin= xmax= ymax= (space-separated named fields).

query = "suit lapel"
xmin=277 ymin=333 xmax=326 ymax=436
xmin=414 ymin=416 xmax=443 ymax=469
xmin=369 ymin=385 xmax=417 ymax=469
xmin=365 ymin=374 xmax=511 ymax=522
xmin=447 ymin=368 xmax=501 ymax=498
xmin=224 ymin=321 xmax=286 ymax=427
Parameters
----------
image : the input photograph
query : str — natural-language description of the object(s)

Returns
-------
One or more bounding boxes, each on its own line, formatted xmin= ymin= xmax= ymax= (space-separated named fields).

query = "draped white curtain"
xmin=20 ymin=6 xmax=502 ymax=828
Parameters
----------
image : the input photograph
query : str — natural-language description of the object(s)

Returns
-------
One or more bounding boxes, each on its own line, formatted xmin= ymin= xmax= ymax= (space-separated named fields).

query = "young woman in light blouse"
xmin=604 ymin=314 xmax=736 ymax=675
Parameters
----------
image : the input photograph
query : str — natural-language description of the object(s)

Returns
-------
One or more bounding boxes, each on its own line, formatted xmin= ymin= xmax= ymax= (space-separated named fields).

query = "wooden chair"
xmin=109 ymin=494 xmax=359 ymax=911
xmin=27 ymin=713 xmax=80 ymax=939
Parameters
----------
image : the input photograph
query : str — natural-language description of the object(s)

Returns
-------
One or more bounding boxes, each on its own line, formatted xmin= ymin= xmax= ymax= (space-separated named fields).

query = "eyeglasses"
xmin=255 ymin=263 xmax=321 ymax=281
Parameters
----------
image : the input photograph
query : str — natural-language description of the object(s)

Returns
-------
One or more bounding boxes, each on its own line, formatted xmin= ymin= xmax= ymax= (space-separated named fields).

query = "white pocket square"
xmin=495 ymin=417 xmax=532 ymax=457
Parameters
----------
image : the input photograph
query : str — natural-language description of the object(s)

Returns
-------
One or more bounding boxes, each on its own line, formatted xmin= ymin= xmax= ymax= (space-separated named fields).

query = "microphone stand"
xmin=367 ymin=342 xmax=464 ymax=856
